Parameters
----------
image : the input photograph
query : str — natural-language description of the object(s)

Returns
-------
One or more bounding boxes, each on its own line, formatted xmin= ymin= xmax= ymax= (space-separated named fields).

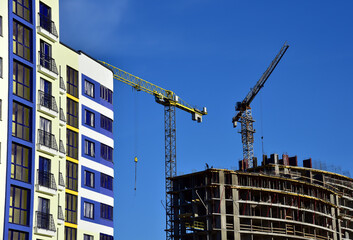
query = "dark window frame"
xmin=66 ymin=129 xmax=78 ymax=159
xmin=65 ymin=193 xmax=77 ymax=224
xmin=13 ymin=0 xmax=32 ymax=22
xmin=9 ymin=185 xmax=30 ymax=226
xmin=13 ymin=60 xmax=32 ymax=101
xmin=100 ymin=233 xmax=113 ymax=240
xmin=84 ymin=139 xmax=95 ymax=157
xmin=84 ymin=109 xmax=95 ymax=127
xmin=101 ymin=143 xmax=113 ymax=162
xmin=67 ymin=66 xmax=78 ymax=98
xmin=8 ymin=229 xmax=29 ymax=240
xmin=13 ymin=21 xmax=32 ymax=61
xmin=84 ymin=80 xmax=95 ymax=98
xmin=66 ymin=161 xmax=78 ymax=191
xmin=84 ymin=170 xmax=95 ymax=188
xmin=101 ymin=173 xmax=113 ymax=191
xmin=83 ymin=201 xmax=94 ymax=219
xmin=100 ymin=203 xmax=113 ymax=221
xmin=11 ymin=143 xmax=30 ymax=183
xmin=12 ymin=101 xmax=32 ymax=141
xmin=65 ymin=226 xmax=77 ymax=240
xmin=84 ymin=234 xmax=94 ymax=240
xmin=100 ymin=85 xmax=113 ymax=104
xmin=100 ymin=115 xmax=113 ymax=133
xmin=67 ymin=98 xmax=78 ymax=128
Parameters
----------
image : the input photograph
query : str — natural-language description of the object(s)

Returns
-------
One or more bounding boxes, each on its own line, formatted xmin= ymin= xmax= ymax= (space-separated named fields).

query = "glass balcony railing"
xmin=58 ymin=172 xmax=65 ymax=187
xmin=59 ymin=108 xmax=66 ymax=122
xmin=39 ymin=51 xmax=58 ymax=74
xmin=58 ymin=206 xmax=64 ymax=221
xmin=39 ymin=13 xmax=58 ymax=37
xmin=38 ymin=90 xmax=58 ymax=113
xmin=60 ymin=76 xmax=66 ymax=91
xmin=38 ymin=129 xmax=58 ymax=151
xmin=37 ymin=170 xmax=57 ymax=190
xmin=36 ymin=211 xmax=56 ymax=232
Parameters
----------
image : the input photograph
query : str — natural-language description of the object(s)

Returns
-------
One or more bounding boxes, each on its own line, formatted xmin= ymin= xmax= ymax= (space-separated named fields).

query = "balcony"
xmin=37 ymin=129 xmax=58 ymax=156
xmin=35 ymin=211 xmax=56 ymax=237
xmin=59 ymin=108 xmax=66 ymax=126
xmin=59 ymin=139 xmax=66 ymax=158
xmin=37 ymin=13 xmax=58 ymax=42
xmin=58 ymin=172 xmax=65 ymax=191
xmin=59 ymin=76 xmax=66 ymax=94
xmin=36 ymin=170 xmax=57 ymax=195
xmin=38 ymin=51 xmax=58 ymax=79
xmin=58 ymin=206 xmax=64 ymax=225
xmin=38 ymin=90 xmax=58 ymax=117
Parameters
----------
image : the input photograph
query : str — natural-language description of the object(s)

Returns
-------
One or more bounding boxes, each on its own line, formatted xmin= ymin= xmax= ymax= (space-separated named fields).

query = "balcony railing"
xmin=60 ymin=76 xmax=66 ymax=91
xmin=58 ymin=206 xmax=64 ymax=221
xmin=39 ymin=51 xmax=58 ymax=74
xmin=38 ymin=129 xmax=58 ymax=151
xmin=38 ymin=90 xmax=58 ymax=113
xmin=37 ymin=170 xmax=57 ymax=190
xmin=36 ymin=211 xmax=56 ymax=232
xmin=39 ymin=13 xmax=58 ymax=37
xmin=58 ymin=172 xmax=65 ymax=187
xmin=59 ymin=108 xmax=66 ymax=122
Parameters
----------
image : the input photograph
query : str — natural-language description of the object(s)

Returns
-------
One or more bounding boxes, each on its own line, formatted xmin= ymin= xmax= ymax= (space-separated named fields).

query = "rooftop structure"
xmin=170 ymin=154 xmax=353 ymax=240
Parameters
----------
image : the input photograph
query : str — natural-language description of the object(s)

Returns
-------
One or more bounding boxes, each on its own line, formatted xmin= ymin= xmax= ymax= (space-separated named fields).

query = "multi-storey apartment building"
xmin=0 ymin=0 xmax=115 ymax=239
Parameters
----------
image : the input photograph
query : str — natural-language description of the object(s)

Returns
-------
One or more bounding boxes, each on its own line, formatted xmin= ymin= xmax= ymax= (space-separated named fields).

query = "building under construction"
xmin=169 ymin=154 xmax=353 ymax=240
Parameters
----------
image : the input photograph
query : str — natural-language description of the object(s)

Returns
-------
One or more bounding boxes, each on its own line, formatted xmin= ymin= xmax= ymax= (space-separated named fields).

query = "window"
xmin=84 ymin=170 xmax=94 ymax=188
xmin=0 ymin=57 xmax=2 ymax=78
xmin=67 ymin=129 xmax=78 ymax=159
xmin=11 ymin=143 xmax=30 ymax=183
xmin=67 ymin=98 xmax=78 ymax=128
xmin=13 ymin=61 xmax=32 ymax=101
xmin=84 ymin=80 xmax=95 ymax=98
xmin=67 ymin=66 xmax=78 ymax=98
xmin=66 ymin=161 xmax=78 ymax=191
xmin=0 ymin=99 xmax=2 ymax=121
xmin=101 ymin=144 xmax=113 ymax=162
xmin=12 ymin=101 xmax=31 ymax=141
xmin=8 ymin=229 xmax=29 ymax=240
xmin=0 ymin=16 xmax=2 ymax=36
xmin=13 ymin=21 xmax=32 ymax=61
xmin=100 ymin=115 xmax=113 ymax=132
xmin=9 ymin=185 xmax=29 ymax=225
xmin=85 ymin=109 xmax=95 ymax=127
xmin=84 ymin=234 xmax=94 ymax=240
xmin=13 ymin=0 xmax=31 ymax=22
xmin=100 ymin=85 xmax=113 ymax=104
xmin=84 ymin=202 xmax=94 ymax=219
xmin=65 ymin=226 xmax=77 ymax=240
xmin=39 ymin=2 xmax=53 ymax=33
xmin=84 ymin=140 xmax=95 ymax=157
xmin=65 ymin=193 xmax=77 ymax=224
xmin=101 ymin=173 xmax=113 ymax=191
xmin=100 ymin=233 xmax=113 ymax=240
xmin=100 ymin=203 xmax=113 ymax=221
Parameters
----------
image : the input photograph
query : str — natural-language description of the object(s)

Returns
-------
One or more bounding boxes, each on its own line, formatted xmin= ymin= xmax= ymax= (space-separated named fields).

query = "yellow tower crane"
xmin=100 ymin=61 xmax=207 ymax=240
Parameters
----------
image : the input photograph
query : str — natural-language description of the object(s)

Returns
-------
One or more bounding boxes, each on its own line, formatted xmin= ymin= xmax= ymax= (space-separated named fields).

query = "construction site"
xmin=105 ymin=43 xmax=353 ymax=240
xmin=169 ymin=154 xmax=353 ymax=240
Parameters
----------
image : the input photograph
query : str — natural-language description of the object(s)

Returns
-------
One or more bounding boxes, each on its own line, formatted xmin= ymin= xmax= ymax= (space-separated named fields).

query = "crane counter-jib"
xmin=99 ymin=61 xmax=208 ymax=121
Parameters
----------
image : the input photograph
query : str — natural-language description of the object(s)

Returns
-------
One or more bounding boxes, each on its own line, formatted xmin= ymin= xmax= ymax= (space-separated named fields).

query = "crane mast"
xmin=100 ymin=61 xmax=207 ymax=240
xmin=232 ymin=43 xmax=289 ymax=170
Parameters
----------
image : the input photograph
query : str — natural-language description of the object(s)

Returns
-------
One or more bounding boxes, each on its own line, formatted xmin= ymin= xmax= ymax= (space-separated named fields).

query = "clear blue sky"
xmin=60 ymin=1 xmax=353 ymax=239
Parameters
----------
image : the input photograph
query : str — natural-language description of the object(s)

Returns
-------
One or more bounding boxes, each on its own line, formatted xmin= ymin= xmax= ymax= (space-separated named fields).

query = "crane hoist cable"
xmin=99 ymin=61 xmax=207 ymax=240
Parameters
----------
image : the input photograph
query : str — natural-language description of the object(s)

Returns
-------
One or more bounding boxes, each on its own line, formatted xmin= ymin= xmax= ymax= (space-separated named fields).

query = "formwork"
xmin=169 ymin=154 xmax=353 ymax=240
